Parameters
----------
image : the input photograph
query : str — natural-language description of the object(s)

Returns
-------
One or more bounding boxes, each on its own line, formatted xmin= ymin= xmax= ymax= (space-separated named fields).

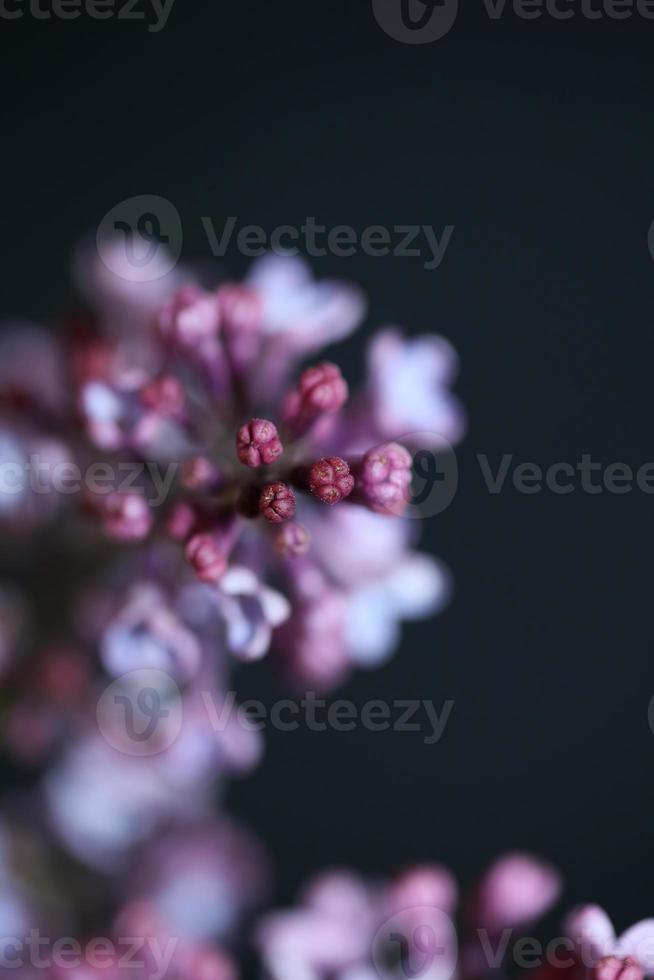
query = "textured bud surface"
xmin=236 ymin=419 xmax=283 ymax=468
xmin=309 ymin=457 xmax=355 ymax=505
xmin=259 ymin=483 xmax=296 ymax=524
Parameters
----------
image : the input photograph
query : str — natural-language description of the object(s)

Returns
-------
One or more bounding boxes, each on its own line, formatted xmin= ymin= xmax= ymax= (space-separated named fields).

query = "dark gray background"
xmin=1 ymin=0 xmax=653 ymax=934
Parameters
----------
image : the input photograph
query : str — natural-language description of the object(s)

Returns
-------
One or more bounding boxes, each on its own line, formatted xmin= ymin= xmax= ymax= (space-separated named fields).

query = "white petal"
xmin=618 ymin=920 xmax=654 ymax=974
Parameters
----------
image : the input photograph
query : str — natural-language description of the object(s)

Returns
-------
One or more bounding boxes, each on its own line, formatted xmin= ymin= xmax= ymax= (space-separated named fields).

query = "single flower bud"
xmin=309 ymin=456 xmax=354 ymax=505
xmin=218 ymin=284 xmax=263 ymax=370
xmin=284 ymin=362 xmax=348 ymax=431
xmin=357 ymin=442 xmax=412 ymax=515
xmin=274 ymin=522 xmax=311 ymax=557
xmin=185 ymin=533 xmax=228 ymax=583
xmin=259 ymin=482 xmax=296 ymax=524
xmin=236 ymin=419 xmax=283 ymax=468
xmin=158 ymin=285 xmax=220 ymax=348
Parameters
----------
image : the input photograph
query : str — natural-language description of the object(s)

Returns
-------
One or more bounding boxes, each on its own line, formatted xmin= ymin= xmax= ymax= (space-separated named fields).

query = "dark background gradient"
xmin=1 ymin=0 xmax=654 ymax=939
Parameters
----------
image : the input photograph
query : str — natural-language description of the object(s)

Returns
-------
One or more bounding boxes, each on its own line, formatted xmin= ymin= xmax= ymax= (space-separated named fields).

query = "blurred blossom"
xmin=257 ymin=856 xmax=566 ymax=980
xmin=566 ymin=907 xmax=654 ymax=974
xmin=470 ymin=852 xmax=562 ymax=933
xmin=0 ymin=248 xmax=466 ymax=970
xmin=101 ymin=583 xmax=201 ymax=682
xmin=247 ymin=253 xmax=366 ymax=353
xmin=44 ymin=735 xmax=211 ymax=870
xmin=122 ymin=820 xmax=268 ymax=942
xmin=366 ymin=328 xmax=466 ymax=447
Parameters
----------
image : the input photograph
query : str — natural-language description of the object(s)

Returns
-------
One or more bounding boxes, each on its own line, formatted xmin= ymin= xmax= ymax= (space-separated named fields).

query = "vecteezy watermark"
xmin=97 ymin=672 xmax=456 ymax=757
xmin=202 ymin=216 xmax=455 ymax=271
xmin=372 ymin=905 xmax=458 ymax=980
xmin=96 ymin=196 xmax=454 ymax=282
xmin=0 ymin=0 xmax=176 ymax=30
xmin=372 ymin=0 xmax=459 ymax=43
xmin=372 ymin=0 xmax=654 ymax=43
xmin=96 ymin=669 xmax=184 ymax=757
xmin=0 ymin=456 xmax=178 ymax=507
xmin=648 ymin=220 xmax=654 ymax=262
xmin=0 ymin=930 xmax=177 ymax=980
xmin=477 ymin=453 xmax=654 ymax=495
xmin=371 ymin=914 xmax=654 ymax=980
xmin=202 ymin=691 xmax=455 ymax=745
xmin=97 ymin=195 xmax=183 ymax=282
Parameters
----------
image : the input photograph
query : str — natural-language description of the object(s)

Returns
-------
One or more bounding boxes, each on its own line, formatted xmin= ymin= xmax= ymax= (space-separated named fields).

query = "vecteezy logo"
xmin=372 ymin=0 xmax=458 ymax=43
xmin=648 ymin=220 xmax=654 ymax=263
xmin=372 ymin=906 xmax=457 ymax=980
xmin=397 ymin=431 xmax=459 ymax=519
xmin=96 ymin=668 xmax=183 ymax=757
xmin=96 ymin=194 xmax=183 ymax=283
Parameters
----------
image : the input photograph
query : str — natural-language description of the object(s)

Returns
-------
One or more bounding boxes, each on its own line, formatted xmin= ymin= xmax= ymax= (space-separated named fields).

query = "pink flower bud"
xmin=309 ymin=456 xmax=355 ymax=505
xmin=158 ymin=285 xmax=220 ymax=348
xmin=274 ymin=522 xmax=311 ymax=557
xmin=595 ymin=958 xmax=644 ymax=980
xmin=388 ymin=865 xmax=458 ymax=917
xmin=101 ymin=492 xmax=153 ymax=543
xmin=259 ymin=482 xmax=296 ymax=524
xmin=218 ymin=284 xmax=262 ymax=369
xmin=358 ymin=442 xmax=412 ymax=515
xmin=140 ymin=374 xmax=185 ymax=415
xmin=218 ymin=283 xmax=262 ymax=334
xmin=472 ymin=853 xmax=561 ymax=932
xmin=236 ymin=419 xmax=283 ymax=468
xmin=185 ymin=533 xmax=228 ymax=583
xmin=284 ymin=362 xmax=348 ymax=431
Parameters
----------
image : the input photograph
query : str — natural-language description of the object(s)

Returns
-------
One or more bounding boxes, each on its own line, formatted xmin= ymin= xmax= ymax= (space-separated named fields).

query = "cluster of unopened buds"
xmin=1 ymin=242 xmax=465 ymax=687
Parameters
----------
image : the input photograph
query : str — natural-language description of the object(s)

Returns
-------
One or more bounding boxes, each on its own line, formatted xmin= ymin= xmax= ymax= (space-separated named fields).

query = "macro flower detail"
xmin=185 ymin=532 xmax=230 ymax=584
xmin=355 ymin=441 xmax=413 ymax=515
xmin=308 ymin=456 xmax=355 ymax=505
xmin=284 ymin=362 xmax=349 ymax=432
xmin=236 ymin=418 xmax=283 ymax=468
xmin=259 ymin=482 xmax=296 ymax=524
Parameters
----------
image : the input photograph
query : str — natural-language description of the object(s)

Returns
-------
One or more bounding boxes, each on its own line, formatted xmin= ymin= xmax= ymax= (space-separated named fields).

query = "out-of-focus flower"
xmin=366 ymin=328 xmax=465 ymax=446
xmin=101 ymin=583 xmax=201 ymax=682
xmin=566 ymin=906 xmax=654 ymax=975
xmin=218 ymin=566 xmax=291 ymax=661
xmin=470 ymin=852 xmax=562 ymax=933
xmin=123 ymin=820 xmax=268 ymax=942
xmin=257 ymin=855 xmax=563 ymax=980
xmin=247 ymin=253 xmax=366 ymax=355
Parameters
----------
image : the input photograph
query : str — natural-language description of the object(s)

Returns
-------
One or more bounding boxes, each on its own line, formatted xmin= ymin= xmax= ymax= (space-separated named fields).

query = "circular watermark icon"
xmin=372 ymin=905 xmax=458 ymax=980
xmin=96 ymin=668 xmax=183 ymax=757
xmin=96 ymin=194 xmax=183 ymax=283
xmin=372 ymin=0 xmax=459 ymax=43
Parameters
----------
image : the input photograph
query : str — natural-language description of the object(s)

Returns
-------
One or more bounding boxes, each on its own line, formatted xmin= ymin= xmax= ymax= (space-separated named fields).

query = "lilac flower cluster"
xmin=1 ymin=244 xmax=647 ymax=980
